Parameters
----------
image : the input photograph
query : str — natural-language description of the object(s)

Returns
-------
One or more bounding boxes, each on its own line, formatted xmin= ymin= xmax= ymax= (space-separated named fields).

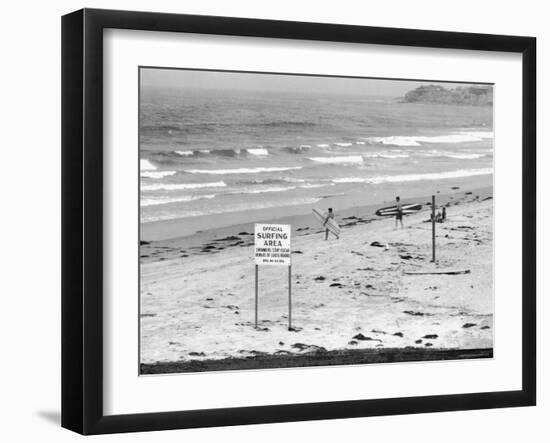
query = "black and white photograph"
xmin=1 ymin=0 xmax=543 ymax=439
xmin=0 ymin=0 xmax=546 ymax=437
xmin=139 ymin=68 xmax=495 ymax=374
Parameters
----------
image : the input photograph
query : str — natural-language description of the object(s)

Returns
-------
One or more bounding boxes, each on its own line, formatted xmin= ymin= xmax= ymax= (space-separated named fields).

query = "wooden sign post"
xmin=255 ymin=264 xmax=259 ymax=328
xmin=254 ymin=224 xmax=292 ymax=330
xmin=431 ymin=195 xmax=436 ymax=262
xmin=288 ymin=265 xmax=292 ymax=330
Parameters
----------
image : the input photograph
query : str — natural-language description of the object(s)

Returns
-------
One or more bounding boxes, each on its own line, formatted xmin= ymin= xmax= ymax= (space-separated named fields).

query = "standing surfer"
xmin=395 ymin=196 xmax=404 ymax=229
xmin=313 ymin=208 xmax=341 ymax=240
xmin=324 ymin=208 xmax=336 ymax=240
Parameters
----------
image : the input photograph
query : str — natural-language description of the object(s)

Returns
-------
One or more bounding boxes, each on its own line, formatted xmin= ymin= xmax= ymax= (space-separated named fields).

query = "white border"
xmin=103 ymin=29 xmax=523 ymax=415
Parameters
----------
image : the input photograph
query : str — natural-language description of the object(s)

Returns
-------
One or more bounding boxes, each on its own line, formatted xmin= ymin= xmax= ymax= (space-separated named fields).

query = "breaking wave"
xmin=237 ymin=186 xmax=297 ymax=194
xmin=184 ymin=166 xmax=303 ymax=175
xmin=309 ymin=155 xmax=364 ymax=164
xmin=140 ymin=159 xmax=157 ymax=171
xmin=175 ymin=150 xmax=194 ymax=156
xmin=365 ymin=131 xmax=493 ymax=147
xmin=174 ymin=148 xmax=268 ymax=157
xmin=141 ymin=194 xmax=217 ymax=207
xmin=141 ymin=181 xmax=227 ymax=191
xmin=332 ymin=168 xmax=493 ymax=184
xmin=140 ymin=170 xmax=177 ymax=179
xmin=363 ymin=152 xmax=410 ymax=159
xmin=239 ymin=177 xmax=305 ymax=185
xmin=246 ymin=148 xmax=269 ymax=156
xmin=441 ymin=153 xmax=485 ymax=160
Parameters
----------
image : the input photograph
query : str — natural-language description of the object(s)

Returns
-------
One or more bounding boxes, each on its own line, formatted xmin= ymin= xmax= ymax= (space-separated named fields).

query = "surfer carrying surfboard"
xmin=312 ymin=208 xmax=341 ymax=240
xmin=395 ymin=196 xmax=404 ymax=229
xmin=324 ymin=208 xmax=336 ymax=240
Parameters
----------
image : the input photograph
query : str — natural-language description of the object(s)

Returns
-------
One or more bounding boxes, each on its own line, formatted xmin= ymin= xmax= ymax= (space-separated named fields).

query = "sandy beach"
xmin=140 ymin=184 xmax=494 ymax=373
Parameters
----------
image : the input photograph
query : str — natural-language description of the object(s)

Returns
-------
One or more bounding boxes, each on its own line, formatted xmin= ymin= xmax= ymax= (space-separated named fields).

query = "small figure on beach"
xmin=324 ymin=208 xmax=336 ymax=240
xmin=434 ymin=207 xmax=447 ymax=223
xmin=395 ymin=196 xmax=404 ymax=229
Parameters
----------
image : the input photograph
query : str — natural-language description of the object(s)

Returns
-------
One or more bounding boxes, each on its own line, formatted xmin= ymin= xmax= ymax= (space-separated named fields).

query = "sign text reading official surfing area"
xmin=254 ymin=224 xmax=291 ymax=266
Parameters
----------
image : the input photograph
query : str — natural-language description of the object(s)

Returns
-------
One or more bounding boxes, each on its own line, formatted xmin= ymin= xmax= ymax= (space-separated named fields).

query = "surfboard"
xmin=375 ymin=203 xmax=422 ymax=217
xmin=312 ymin=209 xmax=341 ymax=238
xmin=404 ymin=269 xmax=470 ymax=275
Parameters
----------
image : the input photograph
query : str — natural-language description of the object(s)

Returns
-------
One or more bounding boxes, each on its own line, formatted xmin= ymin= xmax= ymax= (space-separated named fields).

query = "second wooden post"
xmin=431 ymin=195 xmax=436 ymax=262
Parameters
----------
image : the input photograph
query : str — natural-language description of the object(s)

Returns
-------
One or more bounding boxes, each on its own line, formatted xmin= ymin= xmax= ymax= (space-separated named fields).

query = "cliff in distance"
xmin=403 ymin=84 xmax=493 ymax=105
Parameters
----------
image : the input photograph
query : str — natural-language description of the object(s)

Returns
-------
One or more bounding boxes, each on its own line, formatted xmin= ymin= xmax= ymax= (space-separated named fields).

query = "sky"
xmin=140 ymin=68 xmax=485 ymax=98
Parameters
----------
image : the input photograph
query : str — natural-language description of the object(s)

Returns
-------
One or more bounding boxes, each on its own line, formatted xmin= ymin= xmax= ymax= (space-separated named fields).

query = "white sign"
xmin=254 ymin=224 xmax=291 ymax=266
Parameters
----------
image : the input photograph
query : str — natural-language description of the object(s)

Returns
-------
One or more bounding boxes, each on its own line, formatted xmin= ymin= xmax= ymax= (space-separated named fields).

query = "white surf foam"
xmin=141 ymin=197 xmax=323 ymax=222
xmin=175 ymin=150 xmax=194 ymax=156
xmin=367 ymin=136 xmax=422 ymax=147
xmin=366 ymin=132 xmax=494 ymax=147
xmin=140 ymin=171 xmax=177 ymax=179
xmin=246 ymin=178 xmax=306 ymax=185
xmin=240 ymin=186 xmax=297 ymax=194
xmin=418 ymin=134 xmax=490 ymax=144
xmin=362 ymin=152 xmax=410 ymax=159
xmin=333 ymin=142 xmax=353 ymax=147
xmin=316 ymin=144 xmax=330 ymax=148
xmin=309 ymin=155 xmax=364 ymax=164
xmin=246 ymin=148 xmax=269 ymax=156
xmin=301 ymin=183 xmax=332 ymax=189
xmin=141 ymin=181 xmax=227 ymax=191
xmin=417 ymin=150 xmax=486 ymax=159
xmin=184 ymin=166 xmax=303 ymax=174
xmin=332 ymin=168 xmax=493 ymax=184
xmin=140 ymin=159 xmax=157 ymax=171
xmin=240 ymin=183 xmax=331 ymax=194
xmin=141 ymin=194 xmax=217 ymax=207
xmin=443 ymin=153 xmax=485 ymax=160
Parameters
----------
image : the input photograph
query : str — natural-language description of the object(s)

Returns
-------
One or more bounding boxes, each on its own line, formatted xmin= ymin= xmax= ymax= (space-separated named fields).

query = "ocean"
xmin=140 ymin=86 xmax=493 ymax=225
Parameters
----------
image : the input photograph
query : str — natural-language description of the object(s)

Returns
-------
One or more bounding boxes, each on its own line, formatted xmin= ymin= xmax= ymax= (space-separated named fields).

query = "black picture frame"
xmin=61 ymin=8 xmax=536 ymax=435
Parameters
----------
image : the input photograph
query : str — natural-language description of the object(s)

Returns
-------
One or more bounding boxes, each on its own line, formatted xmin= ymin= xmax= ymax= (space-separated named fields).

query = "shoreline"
xmin=141 ymin=173 xmax=493 ymax=242
xmin=140 ymin=183 xmax=493 ymax=265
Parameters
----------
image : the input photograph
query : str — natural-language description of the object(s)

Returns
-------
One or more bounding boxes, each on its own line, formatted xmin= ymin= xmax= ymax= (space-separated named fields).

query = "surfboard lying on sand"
xmin=375 ymin=203 xmax=422 ymax=217
xmin=404 ymin=269 xmax=470 ymax=275
xmin=312 ymin=209 xmax=341 ymax=238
